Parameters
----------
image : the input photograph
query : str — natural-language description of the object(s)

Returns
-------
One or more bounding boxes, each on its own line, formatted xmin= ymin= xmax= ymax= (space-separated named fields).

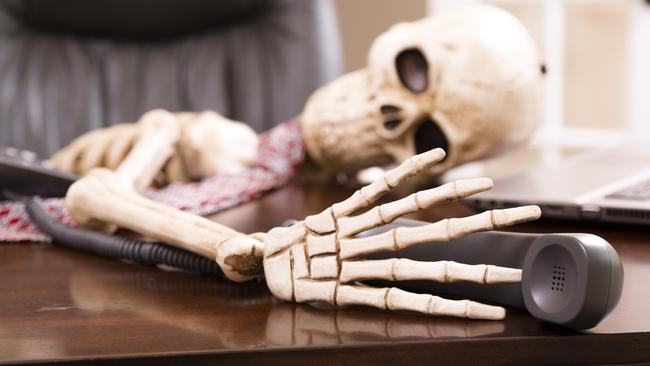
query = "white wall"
xmin=429 ymin=0 xmax=650 ymax=145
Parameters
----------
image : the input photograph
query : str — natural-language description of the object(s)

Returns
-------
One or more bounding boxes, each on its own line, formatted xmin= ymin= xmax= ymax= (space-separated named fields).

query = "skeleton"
xmin=51 ymin=111 xmax=259 ymax=185
xmin=51 ymin=5 xmax=541 ymax=180
xmin=300 ymin=4 xmax=541 ymax=174
xmin=65 ymin=108 xmax=540 ymax=318
xmin=54 ymin=5 xmax=544 ymax=319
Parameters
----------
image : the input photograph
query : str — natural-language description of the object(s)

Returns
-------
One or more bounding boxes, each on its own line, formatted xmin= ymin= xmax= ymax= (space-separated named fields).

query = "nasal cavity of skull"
xmin=380 ymin=105 xmax=402 ymax=130
xmin=395 ymin=48 xmax=429 ymax=94
xmin=415 ymin=117 xmax=449 ymax=159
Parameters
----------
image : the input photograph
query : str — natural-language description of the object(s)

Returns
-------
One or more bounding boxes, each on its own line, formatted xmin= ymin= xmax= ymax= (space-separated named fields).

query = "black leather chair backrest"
xmin=0 ymin=0 xmax=341 ymax=156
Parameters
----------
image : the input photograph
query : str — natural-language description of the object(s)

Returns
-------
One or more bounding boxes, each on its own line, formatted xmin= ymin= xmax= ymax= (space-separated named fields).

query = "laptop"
xmin=452 ymin=144 xmax=650 ymax=225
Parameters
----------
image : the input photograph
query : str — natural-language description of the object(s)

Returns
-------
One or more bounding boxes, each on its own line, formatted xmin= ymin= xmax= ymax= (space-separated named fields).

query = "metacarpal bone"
xmin=264 ymin=222 xmax=307 ymax=257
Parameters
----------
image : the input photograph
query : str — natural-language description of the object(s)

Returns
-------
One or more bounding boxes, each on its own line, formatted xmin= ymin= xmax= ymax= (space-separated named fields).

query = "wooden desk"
xmin=1 ymin=181 xmax=650 ymax=365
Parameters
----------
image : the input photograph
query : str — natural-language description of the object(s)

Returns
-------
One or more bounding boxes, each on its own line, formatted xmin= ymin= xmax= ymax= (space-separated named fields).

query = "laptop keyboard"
xmin=606 ymin=179 xmax=650 ymax=201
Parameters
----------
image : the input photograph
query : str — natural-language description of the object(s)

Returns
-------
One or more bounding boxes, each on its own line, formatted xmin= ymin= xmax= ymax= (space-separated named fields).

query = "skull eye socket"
xmin=395 ymin=48 xmax=429 ymax=93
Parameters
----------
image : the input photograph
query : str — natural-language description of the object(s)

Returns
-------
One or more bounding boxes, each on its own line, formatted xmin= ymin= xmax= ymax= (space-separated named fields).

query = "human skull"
xmin=300 ymin=5 xmax=542 ymax=175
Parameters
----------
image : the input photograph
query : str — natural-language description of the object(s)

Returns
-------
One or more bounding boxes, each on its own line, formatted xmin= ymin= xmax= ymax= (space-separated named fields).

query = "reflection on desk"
xmin=2 ymin=182 xmax=650 ymax=365
xmin=67 ymin=266 xmax=506 ymax=347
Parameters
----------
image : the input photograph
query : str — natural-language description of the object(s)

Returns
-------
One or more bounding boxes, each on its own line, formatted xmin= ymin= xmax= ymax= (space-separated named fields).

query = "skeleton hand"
xmin=64 ymin=109 xmax=539 ymax=318
xmin=51 ymin=110 xmax=258 ymax=184
xmin=263 ymin=149 xmax=540 ymax=320
xmin=51 ymin=123 xmax=139 ymax=177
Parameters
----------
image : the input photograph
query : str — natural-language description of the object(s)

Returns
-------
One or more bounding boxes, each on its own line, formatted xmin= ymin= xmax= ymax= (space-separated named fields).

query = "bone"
xmin=163 ymin=151 xmax=191 ymax=183
xmin=310 ymin=256 xmax=339 ymax=279
xmin=50 ymin=129 xmax=104 ymax=174
xmin=104 ymin=124 xmax=138 ymax=170
xmin=179 ymin=111 xmax=259 ymax=178
xmin=291 ymin=245 xmax=310 ymax=279
xmin=263 ymin=250 xmax=293 ymax=300
xmin=305 ymin=207 xmax=336 ymax=234
xmin=294 ymin=279 xmax=337 ymax=303
xmin=52 ymin=110 xmax=259 ymax=184
xmin=339 ymin=206 xmax=541 ymax=259
xmin=264 ymin=222 xmax=307 ymax=257
xmin=339 ymin=259 xmax=522 ymax=283
xmin=116 ymin=109 xmax=181 ymax=191
xmin=76 ymin=128 xmax=117 ymax=175
xmin=65 ymin=169 xmax=261 ymax=281
xmin=395 ymin=206 xmax=542 ymax=247
xmin=215 ymin=236 xmax=264 ymax=282
xmin=306 ymin=233 xmax=337 ymax=256
xmin=385 ymin=149 xmax=446 ymax=186
xmin=337 ymin=178 xmax=494 ymax=237
xmin=250 ymin=232 xmax=267 ymax=242
xmin=301 ymin=5 xmax=541 ymax=176
xmin=340 ymin=230 xmax=395 ymax=260
xmin=330 ymin=148 xmax=446 ymax=218
xmin=331 ymin=188 xmax=377 ymax=219
xmin=51 ymin=123 xmax=139 ymax=174
xmin=58 ymin=110 xmax=255 ymax=255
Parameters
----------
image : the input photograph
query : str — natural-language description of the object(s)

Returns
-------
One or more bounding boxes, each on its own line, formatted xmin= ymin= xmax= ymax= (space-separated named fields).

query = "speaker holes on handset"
xmin=551 ymin=265 xmax=566 ymax=292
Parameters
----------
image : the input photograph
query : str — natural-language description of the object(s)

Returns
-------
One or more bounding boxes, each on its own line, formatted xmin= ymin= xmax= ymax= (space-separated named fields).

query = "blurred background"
xmin=0 ymin=0 xmax=342 ymax=156
xmin=1 ymin=0 xmax=648 ymax=156
xmin=337 ymin=0 xmax=650 ymax=148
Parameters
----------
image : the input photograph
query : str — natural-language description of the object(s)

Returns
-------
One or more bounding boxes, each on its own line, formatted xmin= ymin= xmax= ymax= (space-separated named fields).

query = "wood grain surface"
xmin=1 ymin=180 xmax=649 ymax=365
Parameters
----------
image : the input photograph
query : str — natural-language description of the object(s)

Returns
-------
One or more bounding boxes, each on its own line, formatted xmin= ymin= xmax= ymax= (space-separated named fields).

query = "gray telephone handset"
xmin=361 ymin=219 xmax=623 ymax=330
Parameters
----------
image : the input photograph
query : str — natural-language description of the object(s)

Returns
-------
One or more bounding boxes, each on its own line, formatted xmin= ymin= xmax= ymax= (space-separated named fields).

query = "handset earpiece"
xmin=522 ymin=233 xmax=623 ymax=329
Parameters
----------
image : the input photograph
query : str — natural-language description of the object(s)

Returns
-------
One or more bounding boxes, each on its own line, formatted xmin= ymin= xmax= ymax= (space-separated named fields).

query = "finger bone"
xmin=337 ymin=178 xmax=494 ymax=237
xmin=340 ymin=258 xmax=522 ymax=283
xmin=330 ymin=148 xmax=446 ymax=218
xmin=339 ymin=206 xmax=541 ymax=259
